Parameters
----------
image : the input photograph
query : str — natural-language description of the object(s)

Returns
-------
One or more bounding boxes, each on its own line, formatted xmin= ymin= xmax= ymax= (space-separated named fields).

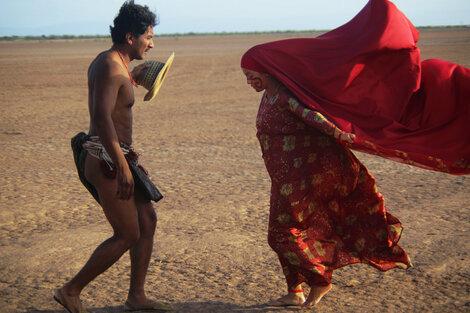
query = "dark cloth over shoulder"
xmin=71 ymin=132 xmax=163 ymax=204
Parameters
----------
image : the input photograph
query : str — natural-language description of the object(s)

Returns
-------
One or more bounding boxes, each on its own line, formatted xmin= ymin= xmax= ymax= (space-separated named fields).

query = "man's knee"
xmin=140 ymin=207 xmax=157 ymax=237
xmin=114 ymin=228 xmax=141 ymax=249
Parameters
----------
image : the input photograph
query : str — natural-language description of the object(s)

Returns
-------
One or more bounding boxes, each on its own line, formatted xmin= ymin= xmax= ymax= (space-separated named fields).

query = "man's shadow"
xmin=28 ymin=301 xmax=306 ymax=312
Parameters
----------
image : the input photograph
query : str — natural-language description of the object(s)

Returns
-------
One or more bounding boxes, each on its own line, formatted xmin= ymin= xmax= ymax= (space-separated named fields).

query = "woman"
xmin=241 ymin=0 xmax=469 ymax=307
xmin=241 ymin=67 xmax=411 ymax=307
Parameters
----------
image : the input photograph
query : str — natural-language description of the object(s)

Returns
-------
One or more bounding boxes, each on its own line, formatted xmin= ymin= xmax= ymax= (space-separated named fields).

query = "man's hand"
xmin=116 ymin=164 xmax=134 ymax=200
xmin=131 ymin=63 xmax=151 ymax=83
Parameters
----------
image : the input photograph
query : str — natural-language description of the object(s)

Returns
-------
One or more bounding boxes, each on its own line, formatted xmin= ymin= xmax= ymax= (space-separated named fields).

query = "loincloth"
xmin=71 ymin=132 xmax=163 ymax=203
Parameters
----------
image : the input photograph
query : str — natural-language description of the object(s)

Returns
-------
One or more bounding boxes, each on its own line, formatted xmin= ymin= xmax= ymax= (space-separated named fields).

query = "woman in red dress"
xmin=241 ymin=0 xmax=469 ymax=307
xmin=242 ymin=68 xmax=411 ymax=307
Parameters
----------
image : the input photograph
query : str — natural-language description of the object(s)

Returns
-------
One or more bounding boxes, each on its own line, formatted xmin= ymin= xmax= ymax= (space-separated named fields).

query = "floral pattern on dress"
xmin=257 ymin=88 xmax=411 ymax=289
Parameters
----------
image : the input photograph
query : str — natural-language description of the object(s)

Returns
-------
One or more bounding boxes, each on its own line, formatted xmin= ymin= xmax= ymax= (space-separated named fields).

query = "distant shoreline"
xmin=1 ymin=25 xmax=469 ymax=42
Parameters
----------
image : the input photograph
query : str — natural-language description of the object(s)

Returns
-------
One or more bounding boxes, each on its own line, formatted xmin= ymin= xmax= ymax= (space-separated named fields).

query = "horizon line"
xmin=1 ymin=24 xmax=469 ymax=40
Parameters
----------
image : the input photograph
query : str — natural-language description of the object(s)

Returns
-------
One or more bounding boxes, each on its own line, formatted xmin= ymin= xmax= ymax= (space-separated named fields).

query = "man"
xmin=54 ymin=1 xmax=170 ymax=312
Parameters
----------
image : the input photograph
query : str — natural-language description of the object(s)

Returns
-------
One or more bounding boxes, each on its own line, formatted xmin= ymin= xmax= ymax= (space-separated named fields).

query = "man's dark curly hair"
xmin=110 ymin=0 xmax=158 ymax=44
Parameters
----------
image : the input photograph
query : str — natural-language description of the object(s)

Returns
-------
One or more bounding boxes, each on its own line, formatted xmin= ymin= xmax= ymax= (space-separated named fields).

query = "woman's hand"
xmin=335 ymin=128 xmax=355 ymax=144
xmin=340 ymin=132 xmax=356 ymax=144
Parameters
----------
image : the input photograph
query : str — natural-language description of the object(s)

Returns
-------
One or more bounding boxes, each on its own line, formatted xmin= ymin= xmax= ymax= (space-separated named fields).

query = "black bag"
xmin=128 ymin=161 xmax=163 ymax=203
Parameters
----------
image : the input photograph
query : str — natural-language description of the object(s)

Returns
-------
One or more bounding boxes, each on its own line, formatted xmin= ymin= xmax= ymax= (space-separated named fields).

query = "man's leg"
xmin=123 ymin=188 xmax=172 ymax=311
xmin=56 ymin=156 xmax=141 ymax=310
xmin=127 ymin=188 xmax=157 ymax=305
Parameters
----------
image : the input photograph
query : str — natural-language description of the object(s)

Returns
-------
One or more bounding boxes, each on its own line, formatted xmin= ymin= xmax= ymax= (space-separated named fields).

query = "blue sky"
xmin=1 ymin=0 xmax=469 ymax=36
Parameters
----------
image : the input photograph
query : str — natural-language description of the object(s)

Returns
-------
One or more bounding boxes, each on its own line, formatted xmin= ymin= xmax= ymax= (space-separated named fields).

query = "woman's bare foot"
xmin=301 ymin=284 xmax=331 ymax=307
xmin=266 ymin=292 xmax=306 ymax=307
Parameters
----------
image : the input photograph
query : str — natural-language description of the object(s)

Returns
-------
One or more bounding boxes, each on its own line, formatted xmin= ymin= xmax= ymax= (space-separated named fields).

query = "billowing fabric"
xmin=242 ymin=0 xmax=470 ymax=174
xmin=258 ymin=88 xmax=411 ymax=288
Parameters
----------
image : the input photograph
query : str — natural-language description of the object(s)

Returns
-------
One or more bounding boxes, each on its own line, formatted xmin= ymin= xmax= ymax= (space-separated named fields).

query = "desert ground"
xmin=0 ymin=27 xmax=469 ymax=313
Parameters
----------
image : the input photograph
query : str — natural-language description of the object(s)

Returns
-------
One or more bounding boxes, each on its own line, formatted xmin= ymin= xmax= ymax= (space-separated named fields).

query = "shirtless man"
xmin=54 ymin=2 xmax=170 ymax=312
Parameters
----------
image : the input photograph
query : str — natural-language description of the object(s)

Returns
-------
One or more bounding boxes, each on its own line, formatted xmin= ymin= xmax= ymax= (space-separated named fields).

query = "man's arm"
xmin=91 ymin=60 xmax=134 ymax=200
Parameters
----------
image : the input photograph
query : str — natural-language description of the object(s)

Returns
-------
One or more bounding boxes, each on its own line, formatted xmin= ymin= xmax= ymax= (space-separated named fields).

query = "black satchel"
xmin=127 ymin=161 xmax=163 ymax=203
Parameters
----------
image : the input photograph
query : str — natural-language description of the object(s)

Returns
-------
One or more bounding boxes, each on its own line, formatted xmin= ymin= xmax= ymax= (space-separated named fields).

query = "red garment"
xmin=258 ymin=88 xmax=411 ymax=289
xmin=242 ymin=0 xmax=470 ymax=174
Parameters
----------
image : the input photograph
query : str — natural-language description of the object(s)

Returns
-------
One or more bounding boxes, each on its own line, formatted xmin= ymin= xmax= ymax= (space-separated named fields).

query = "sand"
xmin=0 ymin=28 xmax=469 ymax=312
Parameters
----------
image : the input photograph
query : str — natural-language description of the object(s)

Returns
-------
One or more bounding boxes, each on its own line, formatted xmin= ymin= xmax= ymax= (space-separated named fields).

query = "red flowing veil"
xmin=241 ymin=0 xmax=470 ymax=175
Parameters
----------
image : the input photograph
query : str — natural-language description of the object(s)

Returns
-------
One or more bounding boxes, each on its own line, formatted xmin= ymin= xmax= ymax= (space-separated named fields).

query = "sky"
xmin=1 ymin=0 xmax=469 ymax=37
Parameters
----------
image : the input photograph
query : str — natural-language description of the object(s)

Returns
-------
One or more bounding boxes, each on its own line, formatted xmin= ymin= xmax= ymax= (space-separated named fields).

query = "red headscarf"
xmin=241 ymin=0 xmax=470 ymax=175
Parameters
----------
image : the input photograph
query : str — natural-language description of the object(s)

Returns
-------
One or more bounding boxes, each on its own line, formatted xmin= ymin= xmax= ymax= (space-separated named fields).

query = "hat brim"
xmin=143 ymin=52 xmax=175 ymax=101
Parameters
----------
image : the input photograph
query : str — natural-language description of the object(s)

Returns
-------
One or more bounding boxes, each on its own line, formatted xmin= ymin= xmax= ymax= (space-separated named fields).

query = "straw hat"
xmin=136 ymin=52 xmax=175 ymax=101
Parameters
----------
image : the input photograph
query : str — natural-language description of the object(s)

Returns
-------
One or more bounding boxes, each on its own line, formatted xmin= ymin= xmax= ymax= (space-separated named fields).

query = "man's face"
xmin=132 ymin=26 xmax=154 ymax=60
xmin=242 ymin=68 xmax=268 ymax=92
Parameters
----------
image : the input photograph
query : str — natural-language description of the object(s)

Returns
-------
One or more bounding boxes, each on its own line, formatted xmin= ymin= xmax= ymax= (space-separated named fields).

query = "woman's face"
xmin=242 ymin=68 xmax=268 ymax=92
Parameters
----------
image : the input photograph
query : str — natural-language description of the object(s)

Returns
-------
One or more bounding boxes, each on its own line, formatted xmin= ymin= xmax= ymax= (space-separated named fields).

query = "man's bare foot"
xmin=301 ymin=284 xmax=331 ymax=307
xmin=266 ymin=292 xmax=306 ymax=307
xmin=53 ymin=287 xmax=89 ymax=313
xmin=124 ymin=297 xmax=172 ymax=311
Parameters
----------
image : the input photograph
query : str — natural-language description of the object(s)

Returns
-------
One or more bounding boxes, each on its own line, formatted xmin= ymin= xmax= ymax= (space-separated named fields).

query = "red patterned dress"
xmin=257 ymin=87 xmax=411 ymax=289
